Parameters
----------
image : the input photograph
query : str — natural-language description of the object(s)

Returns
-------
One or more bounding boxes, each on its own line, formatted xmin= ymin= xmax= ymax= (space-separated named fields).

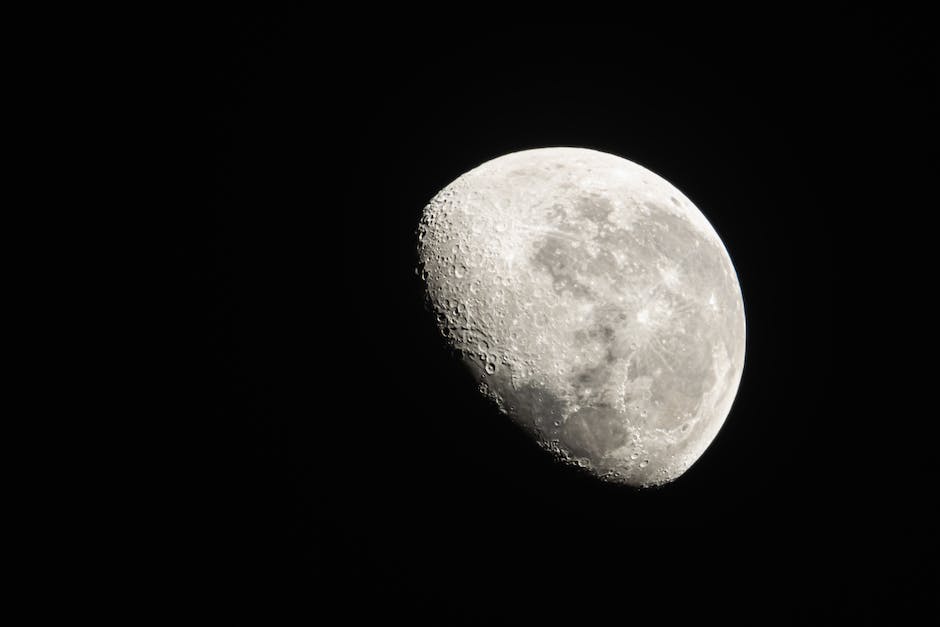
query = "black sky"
xmin=201 ymin=12 xmax=937 ymax=622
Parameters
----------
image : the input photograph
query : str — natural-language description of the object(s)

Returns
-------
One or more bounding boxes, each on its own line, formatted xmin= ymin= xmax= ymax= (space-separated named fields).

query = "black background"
xmin=200 ymin=12 xmax=936 ymax=622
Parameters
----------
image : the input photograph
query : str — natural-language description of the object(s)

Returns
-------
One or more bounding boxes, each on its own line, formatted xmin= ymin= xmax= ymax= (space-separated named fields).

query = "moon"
xmin=416 ymin=147 xmax=745 ymax=487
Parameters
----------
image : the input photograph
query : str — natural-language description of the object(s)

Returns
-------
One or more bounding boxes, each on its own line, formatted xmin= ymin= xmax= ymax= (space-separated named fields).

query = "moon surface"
xmin=416 ymin=147 xmax=745 ymax=487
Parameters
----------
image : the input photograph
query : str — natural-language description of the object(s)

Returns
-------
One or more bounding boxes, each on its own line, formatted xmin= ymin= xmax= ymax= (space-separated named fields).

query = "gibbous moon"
xmin=416 ymin=147 xmax=745 ymax=487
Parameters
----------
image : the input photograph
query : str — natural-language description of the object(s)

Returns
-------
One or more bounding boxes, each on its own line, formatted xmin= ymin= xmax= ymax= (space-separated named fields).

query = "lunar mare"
xmin=416 ymin=147 xmax=745 ymax=487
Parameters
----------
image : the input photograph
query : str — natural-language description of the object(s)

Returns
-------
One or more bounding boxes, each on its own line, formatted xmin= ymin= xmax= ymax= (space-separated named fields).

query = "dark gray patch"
xmin=583 ymin=248 xmax=622 ymax=284
xmin=531 ymin=237 xmax=593 ymax=298
xmin=575 ymin=194 xmax=614 ymax=224
xmin=560 ymin=406 xmax=629 ymax=459
xmin=573 ymin=361 xmax=611 ymax=396
xmin=496 ymin=379 xmax=569 ymax=433
xmin=574 ymin=322 xmax=615 ymax=345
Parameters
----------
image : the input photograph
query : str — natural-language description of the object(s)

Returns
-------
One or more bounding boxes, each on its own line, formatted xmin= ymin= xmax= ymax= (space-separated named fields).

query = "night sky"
xmin=199 ymin=11 xmax=936 ymax=622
